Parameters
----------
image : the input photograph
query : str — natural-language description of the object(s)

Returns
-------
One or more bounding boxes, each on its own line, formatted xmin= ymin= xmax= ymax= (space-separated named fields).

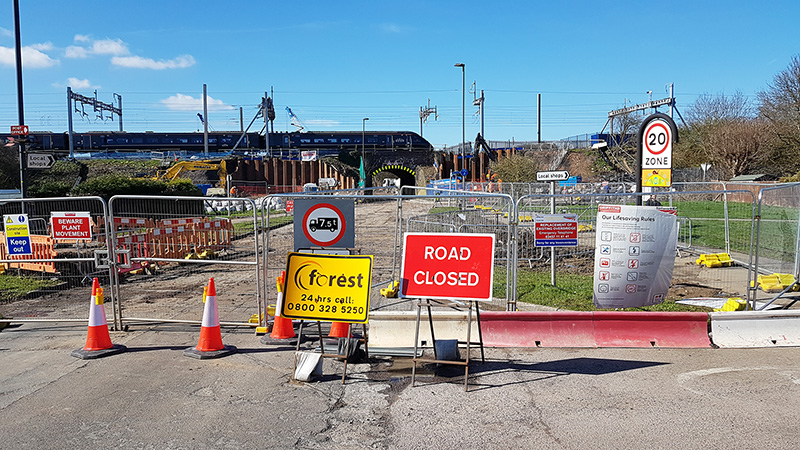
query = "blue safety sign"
xmin=4 ymin=214 xmax=32 ymax=255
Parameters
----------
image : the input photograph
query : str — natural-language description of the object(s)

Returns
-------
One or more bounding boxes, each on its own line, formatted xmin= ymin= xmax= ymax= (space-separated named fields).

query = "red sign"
xmin=11 ymin=125 xmax=28 ymax=135
xmin=400 ymin=233 xmax=495 ymax=302
xmin=51 ymin=212 xmax=92 ymax=240
xmin=285 ymin=200 xmax=294 ymax=213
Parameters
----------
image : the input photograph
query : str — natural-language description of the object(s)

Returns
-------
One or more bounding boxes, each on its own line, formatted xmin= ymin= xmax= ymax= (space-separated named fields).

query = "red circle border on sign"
xmin=644 ymin=121 xmax=670 ymax=155
xmin=302 ymin=203 xmax=346 ymax=247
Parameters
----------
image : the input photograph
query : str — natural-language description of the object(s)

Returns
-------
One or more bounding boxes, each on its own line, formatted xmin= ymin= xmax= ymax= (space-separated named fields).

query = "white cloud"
xmin=91 ymin=38 xmax=128 ymax=56
xmin=29 ymin=42 xmax=54 ymax=51
xmin=51 ymin=77 xmax=98 ymax=89
xmin=0 ymin=45 xmax=58 ymax=68
xmin=160 ymin=93 xmax=233 ymax=111
xmin=65 ymin=46 xmax=89 ymax=58
xmin=65 ymin=37 xmax=129 ymax=59
xmin=112 ymin=54 xmax=195 ymax=70
xmin=1 ymin=27 xmax=13 ymax=37
xmin=378 ymin=23 xmax=404 ymax=33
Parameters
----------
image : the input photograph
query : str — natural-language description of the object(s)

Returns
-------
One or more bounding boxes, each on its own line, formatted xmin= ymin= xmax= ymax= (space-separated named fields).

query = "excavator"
xmin=155 ymin=160 xmax=230 ymax=190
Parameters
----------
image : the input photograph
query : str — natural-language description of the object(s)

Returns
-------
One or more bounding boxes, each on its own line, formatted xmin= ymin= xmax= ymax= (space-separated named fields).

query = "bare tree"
xmin=758 ymin=55 xmax=800 ymax=150
xmin=702 ymin=119 xmax=771 ymax=179
xmin=687 ymin=91 xmax=753 ymax=125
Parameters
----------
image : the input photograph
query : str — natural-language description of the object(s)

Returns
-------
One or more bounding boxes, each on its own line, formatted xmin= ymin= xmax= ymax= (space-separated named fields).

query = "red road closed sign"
xmin=400 ymin=233 xmax=495 ymax=301
xmin=51 ymin=212 xmax=92 ymax=240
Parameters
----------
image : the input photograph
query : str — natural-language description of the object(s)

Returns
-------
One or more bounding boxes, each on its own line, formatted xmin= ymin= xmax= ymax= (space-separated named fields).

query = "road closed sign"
xmin=293 ymin=199 xmax=355 ymax=251
xmin=281 ymin=252 xmax=373 ymax=323
xmin=400 ymin=233 xmax=495 ymax=301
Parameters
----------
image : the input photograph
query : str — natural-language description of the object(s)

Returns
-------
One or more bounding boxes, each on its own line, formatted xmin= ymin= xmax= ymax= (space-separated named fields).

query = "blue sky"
xmin=1 ymin=0 xmax=798 ymax=149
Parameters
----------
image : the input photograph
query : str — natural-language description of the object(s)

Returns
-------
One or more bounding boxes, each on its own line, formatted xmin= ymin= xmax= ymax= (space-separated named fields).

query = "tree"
xmin=489 ymin=154 xmax=539 ymax=182
xmin=678 ymin=92 xmax=777 ymax=178
xmin=758 ymin=56 xmax=800 ymax=150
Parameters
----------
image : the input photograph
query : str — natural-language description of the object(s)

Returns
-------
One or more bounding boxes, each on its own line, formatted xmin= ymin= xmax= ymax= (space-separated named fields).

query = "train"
xmin=0 ymin=130 xmax=433 ymax=155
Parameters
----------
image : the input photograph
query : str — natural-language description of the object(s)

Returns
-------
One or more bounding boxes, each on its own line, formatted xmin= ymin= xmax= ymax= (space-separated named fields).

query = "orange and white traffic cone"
xmin=261 ymin=271 xmax=302 ymax=345
xmin=328 ymin=322 xmax=351 ymax=338
xmin=72 ymin=278 xmax=125 ymax=359
xmin=184 ymin=278 xmax=237 ymax=359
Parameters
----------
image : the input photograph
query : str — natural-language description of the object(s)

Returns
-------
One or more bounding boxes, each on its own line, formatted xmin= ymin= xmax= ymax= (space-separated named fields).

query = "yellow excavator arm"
xmin=157 ymin=161 xmax=228 ymax=189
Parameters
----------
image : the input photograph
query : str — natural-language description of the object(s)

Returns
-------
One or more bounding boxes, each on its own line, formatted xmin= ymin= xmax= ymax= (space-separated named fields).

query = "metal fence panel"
xmin=0 ymin=197 xmax=113 ymax=325
xmin=261 ymin=187 xmax=517 ymax=316
xmin=514 ymin=190 xmax=757 ymax=311
xmin=109 ymin=195 xmax=262 ymax=327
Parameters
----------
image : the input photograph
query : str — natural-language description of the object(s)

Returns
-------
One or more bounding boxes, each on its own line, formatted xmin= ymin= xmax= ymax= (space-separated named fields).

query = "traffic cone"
xmin=328 ymin=322 xmax=351 ymax=338
xmin=184 ymin=278 xmax=237 ymax=359
xmin=261 ymin=271 xmax=302 ymax=345
xmin=72 ymin=278 xmax=126 ymax=359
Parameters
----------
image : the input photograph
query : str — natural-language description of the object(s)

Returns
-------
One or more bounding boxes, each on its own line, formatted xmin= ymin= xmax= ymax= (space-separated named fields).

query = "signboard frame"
xmin=399 ymin=232 xmax=496 ymax=302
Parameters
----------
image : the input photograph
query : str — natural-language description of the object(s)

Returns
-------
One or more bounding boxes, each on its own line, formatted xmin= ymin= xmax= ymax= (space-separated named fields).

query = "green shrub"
xmin=71 ymin=175 xmax=167 ymax=198
xmin=27 ymin=181 xmax=73 ymax=198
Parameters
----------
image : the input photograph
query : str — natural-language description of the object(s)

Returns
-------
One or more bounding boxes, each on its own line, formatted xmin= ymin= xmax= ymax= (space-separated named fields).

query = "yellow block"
xmin=754 ymin=273 xmax=797 ymax=293
xmin=713 ymin=297 xmax=747 ymax=312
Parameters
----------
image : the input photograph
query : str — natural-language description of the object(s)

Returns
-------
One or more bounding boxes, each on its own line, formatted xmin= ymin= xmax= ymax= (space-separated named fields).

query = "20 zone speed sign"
xmin=642 ymin=118 xmax=672 ymax=169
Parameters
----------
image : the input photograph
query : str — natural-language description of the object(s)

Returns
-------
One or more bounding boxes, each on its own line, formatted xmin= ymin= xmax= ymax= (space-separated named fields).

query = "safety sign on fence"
xmin=51 ymin=212 xmax=92 ymax=241
xmin=593 ymin=204 xmax=677 ymax=308
xmin=292 ymin=199 xmax=355 ymax=251
xmin=400 ymin=232 xmax=496 ymax=302
xmin=3 ymin=214 xmax=32 ymax=255
xmin=280 ymin=252 xmax=373 ymax=323
xmin=533 ymin=214 xmax=578 ymax=247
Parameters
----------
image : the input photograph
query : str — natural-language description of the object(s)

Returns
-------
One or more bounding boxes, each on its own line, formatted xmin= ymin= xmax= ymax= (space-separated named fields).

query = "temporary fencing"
xmin=0 ymin=197 xmax=116 ymax=326
xmin=109 ymin=195 xmax=262 ymax=328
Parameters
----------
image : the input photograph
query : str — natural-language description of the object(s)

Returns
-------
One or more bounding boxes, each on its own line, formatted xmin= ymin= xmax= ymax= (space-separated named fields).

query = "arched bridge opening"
xmin=371 ymin=164 xmax=416 ymax=194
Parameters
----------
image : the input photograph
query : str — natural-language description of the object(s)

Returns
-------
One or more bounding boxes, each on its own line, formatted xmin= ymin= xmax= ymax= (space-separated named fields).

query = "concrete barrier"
xmin=711 ymin=310 xmax=800 ymax=348
xmin=368 ymin=310 xmax=713 ymax=349
xmin=368 ymin=311 xmax=480 ymax=348
xmin=479 ymin=311 xmax=594 ymax=347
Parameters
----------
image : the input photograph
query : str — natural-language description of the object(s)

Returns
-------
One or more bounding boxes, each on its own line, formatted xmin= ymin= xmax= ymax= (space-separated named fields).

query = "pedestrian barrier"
xmin=711 ymin=310 xmax=800 ymax=347
xmin=0 ymin=233 xmax=59 ymax=273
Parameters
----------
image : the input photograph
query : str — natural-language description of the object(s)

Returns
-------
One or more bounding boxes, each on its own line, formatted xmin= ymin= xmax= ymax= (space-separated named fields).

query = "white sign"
xmin=300 ymin=150 xmax=318 ymax=161
xmin=641 ymin=118 xmax=672 ymax=169
xmin=593 ymin=204 xmax=677 ymax=308
xmin=27 ymin=153 xmax=56 ymax=169
xmin=536 ymin=171 xmax=570 ymax=182
xmin=3 ymin=214 xmax=32 ymax=255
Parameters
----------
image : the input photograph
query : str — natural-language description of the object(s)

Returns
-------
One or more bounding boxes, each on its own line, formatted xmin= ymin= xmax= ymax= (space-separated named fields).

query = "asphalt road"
xmin=1 ymin=321 xmax=799 ymax=449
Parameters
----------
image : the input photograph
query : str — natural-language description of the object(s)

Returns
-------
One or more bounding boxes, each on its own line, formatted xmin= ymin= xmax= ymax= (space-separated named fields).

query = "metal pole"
xmin=116 ymin=93 xmax=123 ymax=132
xmin=454 ymin=63 xmax=465 ymax=171
xmin=479 ymin=89 xmax=485 ymax=138
xmin=203 ymin=84 xmax=208 ymax=156
xmin=537 ymin=93 xmax=542 ymax=143
xmin=13 ymin=0 xmax=26 ymax=200
xmin=362 ymin=117 xmax=369 ymax=163
xmin=264 ymin=92 xmax=269 ymax=156
xmin=67 ymin=87 xmax=74 ymax=159
xmin=240 ymin=107 xmax=244 ymax=133
xmin=669 ymin=83 xmax=674 ymax=118
xmin=550 ymin=181 xmax=556 ymax=285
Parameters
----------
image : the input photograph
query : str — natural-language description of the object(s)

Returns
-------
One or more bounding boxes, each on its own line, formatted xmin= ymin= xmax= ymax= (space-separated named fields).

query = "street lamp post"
xmin=454 ymin=63 xmax=465 ymax=172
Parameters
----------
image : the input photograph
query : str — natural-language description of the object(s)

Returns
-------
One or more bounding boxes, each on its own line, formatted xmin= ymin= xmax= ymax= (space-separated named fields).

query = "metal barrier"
xmin=108 ymin=196 xmax=262 ymax=328
xmin=514 ymin=189 xmax=757 ymax=312
xmin=0 ymin=197 xmax=115 ymax=326
xmin=261 ymin=187 xmax=516 ymax=319
xmin=751 ymin=183 xmax=800 ymax=310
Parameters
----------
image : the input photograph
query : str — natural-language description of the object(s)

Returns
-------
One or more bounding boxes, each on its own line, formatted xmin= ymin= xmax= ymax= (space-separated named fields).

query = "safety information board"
xmin=51 ymin=212 xmax=92 ymax=240
xmin=280 ymin=252 xmax=373 ymax=323
xmin=533 ymin=214 xmax=578 ymax=247
xmin=593 ymin=204 xmax=677 ymax=308
xmin=3 ymin=214 xmax=32 ymax=255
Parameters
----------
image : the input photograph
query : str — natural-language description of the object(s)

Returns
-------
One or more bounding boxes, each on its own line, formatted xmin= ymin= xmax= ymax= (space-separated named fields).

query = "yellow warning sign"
xmin=4 ymin=214 xmax=30 ymax=238
xmin=281 ymin=252 xmax=373 ymax=323
xmin=642 ymin=169 xmax=672 ymax=187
